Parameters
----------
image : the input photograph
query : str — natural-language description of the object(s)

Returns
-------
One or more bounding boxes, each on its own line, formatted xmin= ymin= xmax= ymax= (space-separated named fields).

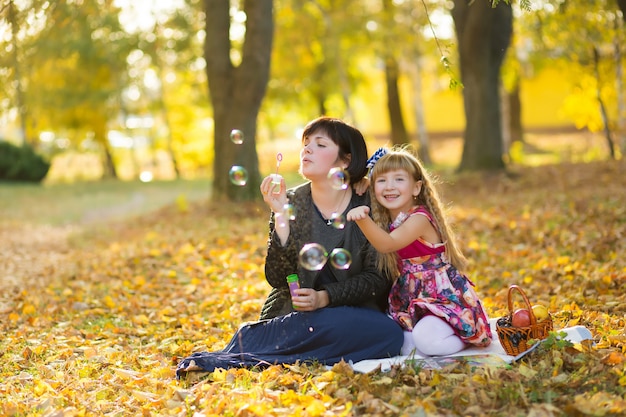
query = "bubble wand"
xmin=271 ymin=152 xmax=283 ymax=194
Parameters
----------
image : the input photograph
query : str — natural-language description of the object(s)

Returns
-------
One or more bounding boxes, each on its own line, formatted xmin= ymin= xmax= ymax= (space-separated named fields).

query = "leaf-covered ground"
xmin=1 ymin=161 xmax=625 ymax=416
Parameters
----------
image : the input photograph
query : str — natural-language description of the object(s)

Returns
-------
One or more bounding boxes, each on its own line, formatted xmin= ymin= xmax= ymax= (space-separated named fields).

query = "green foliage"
xmin=516 ymin=0 xmax=621 ymax=135
xmin=536 ymin=330 xmax=575 ymax=352
xmin=519 ymin=0 xmax=532 ymax=10
xmin=440 ymin=56 xmax=463 ymax=90
xmin=0 ymin=141 xmax=50 ymax=183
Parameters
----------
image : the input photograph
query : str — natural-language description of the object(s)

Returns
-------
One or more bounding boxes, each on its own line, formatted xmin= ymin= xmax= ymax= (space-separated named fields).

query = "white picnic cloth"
xmin=350 ymin=319 xmax=593 ymax=373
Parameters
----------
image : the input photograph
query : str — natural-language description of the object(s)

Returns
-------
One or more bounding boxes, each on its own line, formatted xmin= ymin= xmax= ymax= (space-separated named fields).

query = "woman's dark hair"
xmin=302 ymin=116 xmax=369 ymax=184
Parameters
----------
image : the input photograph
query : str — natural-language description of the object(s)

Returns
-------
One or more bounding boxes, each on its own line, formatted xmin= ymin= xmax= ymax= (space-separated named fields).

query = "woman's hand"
xmin=261 ymin=174 xmax=291 ymax=245
xmin=260 ymin=174 xmax=287 ymax=213
xmin=292 ymin=288 xmax=329 ymax=311
xmin=346 ymin=205 xmax=370 ymax=221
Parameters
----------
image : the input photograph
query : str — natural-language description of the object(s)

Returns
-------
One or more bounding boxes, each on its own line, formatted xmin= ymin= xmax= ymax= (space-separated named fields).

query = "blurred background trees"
xmin=0 ymin=0 xmax=624 ymax=198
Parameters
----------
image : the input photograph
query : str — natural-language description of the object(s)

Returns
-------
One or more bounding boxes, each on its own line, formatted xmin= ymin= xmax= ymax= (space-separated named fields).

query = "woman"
xmin=176 ymin=117 xmax=403 ymax=379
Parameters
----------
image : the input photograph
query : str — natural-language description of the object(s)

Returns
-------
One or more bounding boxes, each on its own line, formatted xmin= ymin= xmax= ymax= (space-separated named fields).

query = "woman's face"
xmin=300 ymin=130 xmax=347 ymax=182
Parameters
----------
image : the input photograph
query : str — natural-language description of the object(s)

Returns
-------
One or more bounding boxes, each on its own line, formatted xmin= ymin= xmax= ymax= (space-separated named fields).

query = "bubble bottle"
xmin=286 ymin=274 xmax=300 ymax=308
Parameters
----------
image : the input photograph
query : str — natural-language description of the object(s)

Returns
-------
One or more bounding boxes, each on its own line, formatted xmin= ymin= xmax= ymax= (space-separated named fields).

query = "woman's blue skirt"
xmin=176 ymin=306 xmax=403 ymax=378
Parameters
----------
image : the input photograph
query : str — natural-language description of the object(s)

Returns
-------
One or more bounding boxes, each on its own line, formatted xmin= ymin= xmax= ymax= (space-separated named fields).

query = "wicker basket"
xmin=496 ymin=285 xmax=553 ymax=356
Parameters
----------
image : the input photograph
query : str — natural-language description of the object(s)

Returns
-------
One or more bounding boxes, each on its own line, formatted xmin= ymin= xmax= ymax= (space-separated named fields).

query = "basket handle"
xmin=507 ymin=284 xmax=537 ymax=326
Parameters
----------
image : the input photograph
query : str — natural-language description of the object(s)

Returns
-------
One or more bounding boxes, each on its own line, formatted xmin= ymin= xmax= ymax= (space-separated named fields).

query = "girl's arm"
xmin=347 ymin=206 xmax=440 ymax=253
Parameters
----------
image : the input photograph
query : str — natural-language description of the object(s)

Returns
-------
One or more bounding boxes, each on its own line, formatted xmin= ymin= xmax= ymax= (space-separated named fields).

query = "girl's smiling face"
xmin=373 ymin=169 xmax=422 ymax=218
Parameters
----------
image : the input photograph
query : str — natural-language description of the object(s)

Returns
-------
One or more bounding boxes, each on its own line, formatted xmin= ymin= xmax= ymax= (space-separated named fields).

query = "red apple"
xmin=511 ymin=308 xmax=531 ymax=327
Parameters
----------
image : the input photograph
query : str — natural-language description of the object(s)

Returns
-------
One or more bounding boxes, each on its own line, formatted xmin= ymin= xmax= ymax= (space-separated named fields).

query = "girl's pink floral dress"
xmin=387 ymin=206 xmax=492 ymax=347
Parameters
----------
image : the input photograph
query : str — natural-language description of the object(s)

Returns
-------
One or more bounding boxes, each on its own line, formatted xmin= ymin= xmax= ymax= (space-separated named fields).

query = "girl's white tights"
xmin=401 ymin=315 xmax=466 ymax=356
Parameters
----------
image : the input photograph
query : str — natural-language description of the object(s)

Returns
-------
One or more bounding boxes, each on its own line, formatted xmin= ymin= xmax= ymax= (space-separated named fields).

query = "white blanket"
xmin=350 ymin=320 xmax=593 ymax=373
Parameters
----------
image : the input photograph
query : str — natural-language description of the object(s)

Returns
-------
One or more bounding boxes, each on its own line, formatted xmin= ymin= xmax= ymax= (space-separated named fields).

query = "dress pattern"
xmin=387 ymin=207 xmax=492 ymax=347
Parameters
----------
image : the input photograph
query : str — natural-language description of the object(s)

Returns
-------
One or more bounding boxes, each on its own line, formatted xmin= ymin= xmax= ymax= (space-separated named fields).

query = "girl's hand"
xmin=346 ymin=205 xmax=370 ymax=221
xmin=353 ymin=176 xmax=370 ymax=195
xmin=291 ymin=288 xmax=329 ymax=311
xmin=260 ymin=175 xmax=287 ymax=213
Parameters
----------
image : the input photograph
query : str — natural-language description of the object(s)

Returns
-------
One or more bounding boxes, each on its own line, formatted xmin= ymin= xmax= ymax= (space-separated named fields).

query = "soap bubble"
xmin=329 ymin=248 xmax=352 ymax=270
xmin=299 ymin=243 xmax=328 ymax=271
xmin=275 ymin=204 xmax=295 ymax=228
xmin=283 ymin=203 xmax=296 ymax=220
xmin=329 ymin=212 xmax=346 ymax=229
xmin=230 ymin=129 xmax=244 ymax=144
xmin=275 ymin=213 xmax=287 ymax=228
xmin=327 ymin=167 xmax=350 ymax=190
xmin=229 ymin=165 xmax=248 ymax=186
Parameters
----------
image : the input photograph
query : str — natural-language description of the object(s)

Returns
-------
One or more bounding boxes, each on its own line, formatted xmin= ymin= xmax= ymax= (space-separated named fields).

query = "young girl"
xmin=347 ymin=147 xmax=492 ymax=356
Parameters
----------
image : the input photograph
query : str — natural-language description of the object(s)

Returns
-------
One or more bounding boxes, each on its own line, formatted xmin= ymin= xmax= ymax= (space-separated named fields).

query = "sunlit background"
xmin=0 ymin=0 xmax=620 ymax=183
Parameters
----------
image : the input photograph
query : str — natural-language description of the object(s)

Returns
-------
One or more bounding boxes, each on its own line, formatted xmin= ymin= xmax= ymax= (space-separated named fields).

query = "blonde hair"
xmin=369 ymin=147 xmax=468 ymax=278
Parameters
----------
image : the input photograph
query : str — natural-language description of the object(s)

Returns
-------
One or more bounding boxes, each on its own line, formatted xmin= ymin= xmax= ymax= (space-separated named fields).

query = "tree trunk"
xmin=508 ymin=78 xmax=523 ymax=144
xmin=501 ymin=76 xmax=523 ymax=160
xmin=614 ymin=17 xmax=626 ymax=157
xmin=593 ymin=47 xmax=616 ymax=160
xmin=339 ymin=62 xmax=355 ymax=125
xmin=91 ymin=113 xmax=118 ymax=179
xmin=385 ymin=56 xmax=409 ymax=146
xmin=205 ymin=0 xmax=273 ymax=201
xmin=452 ymin=0 xmax=513 ymax=171
xmin=618 ymin=0 xmax=626 ymax=18
xmin=165 ymin=133 xmax=181 ymax=179
xmin=8 ymin=0 xmax=29 ymax=147
xmin=500 ymin=81 xmax=510 ymax=157
xmin=409 ymin=56 xmax=432 ymax=165
xmin=153 ymin=22 xmax=181 ymax=179
xmin=155 ymin=83 xmax=181 ymax=179
xmin=99 ymin=137 xmax=118 ymax=179
xmin=380 ymin=0 xmax=408 ymax=147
